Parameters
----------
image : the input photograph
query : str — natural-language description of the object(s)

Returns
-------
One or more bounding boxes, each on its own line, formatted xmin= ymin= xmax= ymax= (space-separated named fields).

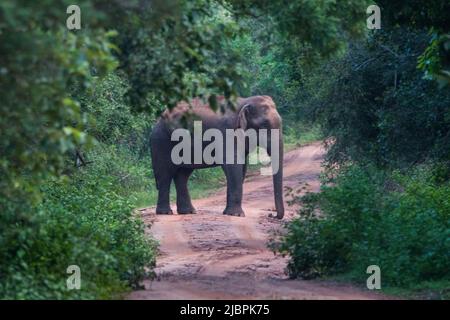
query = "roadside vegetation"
xmin=271 ymin=5 xmax=450 ymax=299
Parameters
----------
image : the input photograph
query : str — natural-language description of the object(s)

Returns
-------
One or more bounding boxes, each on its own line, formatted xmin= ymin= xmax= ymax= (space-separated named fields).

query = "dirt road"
xmin=129 ymin=142 xmax=387 ymax=300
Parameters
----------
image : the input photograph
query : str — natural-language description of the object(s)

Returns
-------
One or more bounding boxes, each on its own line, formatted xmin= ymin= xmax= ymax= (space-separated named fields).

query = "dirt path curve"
xmin=129 ymin=142 xmax=387 ymax=300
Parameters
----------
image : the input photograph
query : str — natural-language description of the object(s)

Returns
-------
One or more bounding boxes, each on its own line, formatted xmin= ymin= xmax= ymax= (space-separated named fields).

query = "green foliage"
xmin=0 ymin=1 xmax=132 ymax=299
xmin=270 ymin=3 xmax=450 ymax=297
xmin=0 ymin=71 xmax=157 ymax=299
xmin=230 ymin=31 xmax=301 ymax=115
xmin=309 ymin=29 xmax=450 ymax=168
xmin=81 ymin=73 xmax=156 ymax=145
xmin=226 ymin=17 xmax=324 ymax=145
xmin=115 ymin=0 xmax=245 ymax=110
xmin=376 ymin=0 xmax=449 ymax=31
xmin=0 ymin=2 xmax=118 ymax=196
xmin=83 ymin=143 xmax=153 ymax=201
xmin=418 ymin=33 xmax=450 ymax=87
xmin=275 ymin=165 xmax=450 ymax=293
xmin=0 ymin=172 xmax=156 ymax=299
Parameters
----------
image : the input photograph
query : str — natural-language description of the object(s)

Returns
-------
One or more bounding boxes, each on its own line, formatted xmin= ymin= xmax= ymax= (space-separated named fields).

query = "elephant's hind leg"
xmin=155 ymin=171 xmax=174 ymax=215
xmin=174 ymin=168 xmax=196 ymax=214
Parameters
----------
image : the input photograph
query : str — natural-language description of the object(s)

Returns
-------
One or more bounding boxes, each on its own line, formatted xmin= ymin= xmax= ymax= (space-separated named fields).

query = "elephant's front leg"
xmin=223 ymin=164 xmax=245 ymax=217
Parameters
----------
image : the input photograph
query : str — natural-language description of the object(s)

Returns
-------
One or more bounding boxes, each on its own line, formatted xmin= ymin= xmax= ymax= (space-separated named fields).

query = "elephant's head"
xmin=236 ymin=96 xmax=284 ymax=219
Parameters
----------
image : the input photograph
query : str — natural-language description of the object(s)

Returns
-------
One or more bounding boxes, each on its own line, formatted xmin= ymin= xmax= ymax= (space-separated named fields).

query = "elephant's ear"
xmin=237 ymin=104 xmax=250 ymax=129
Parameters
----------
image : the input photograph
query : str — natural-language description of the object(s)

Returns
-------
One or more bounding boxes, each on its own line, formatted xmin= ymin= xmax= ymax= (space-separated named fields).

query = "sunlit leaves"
xmin=418 ymin=33 xmax=450 ymax=86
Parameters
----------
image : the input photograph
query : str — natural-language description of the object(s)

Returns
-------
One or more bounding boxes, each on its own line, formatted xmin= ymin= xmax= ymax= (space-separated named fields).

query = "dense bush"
xmin=0 ymin=172 xmax=156 ymax=299
xmin=272 ymin=13 xmax=450 ymax=297
xmin=276 ymin=165 xmax=450 ymax=291
xmin=308 ymin=29 xmax=450 ymax=168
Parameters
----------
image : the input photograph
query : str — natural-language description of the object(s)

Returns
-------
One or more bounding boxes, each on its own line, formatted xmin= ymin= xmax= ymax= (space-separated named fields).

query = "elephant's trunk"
xmin=272 ymin=130 xmax=284 ymax=219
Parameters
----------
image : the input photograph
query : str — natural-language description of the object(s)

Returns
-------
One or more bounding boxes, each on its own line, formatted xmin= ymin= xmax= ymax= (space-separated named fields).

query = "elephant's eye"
xmin=260 ymin=119 xmax=271 ymax=128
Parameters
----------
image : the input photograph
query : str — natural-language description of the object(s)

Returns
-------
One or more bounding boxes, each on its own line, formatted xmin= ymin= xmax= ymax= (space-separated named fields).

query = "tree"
xmin=376 ymin=0 xmax=450 ymax=86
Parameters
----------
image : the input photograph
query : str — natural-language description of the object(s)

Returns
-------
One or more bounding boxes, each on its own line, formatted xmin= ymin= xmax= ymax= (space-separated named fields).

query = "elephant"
xmin=150 ymin=95 xmax=284 ymax=219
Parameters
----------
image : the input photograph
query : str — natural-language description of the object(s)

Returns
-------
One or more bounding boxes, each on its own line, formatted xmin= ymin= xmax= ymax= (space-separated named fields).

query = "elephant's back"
xmin=159 ymin=98 xmax=232 ymax=130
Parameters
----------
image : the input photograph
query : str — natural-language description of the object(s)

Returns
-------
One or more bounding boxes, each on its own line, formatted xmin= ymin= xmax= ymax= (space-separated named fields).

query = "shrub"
xmin=309 ymin=29 xmax=450 ymax=168
xmin=0 ymin=171 xmax=156 ymax=300
xmin=276 ymin=165 xmax=450 ymax=289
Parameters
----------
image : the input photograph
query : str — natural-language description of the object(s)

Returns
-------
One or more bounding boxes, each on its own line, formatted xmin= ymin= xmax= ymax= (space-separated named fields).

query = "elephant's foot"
xmin=156 ymin=207 xmax=173 ymax=215
xmin=177 ymin=206 xmax=197 ymax=214
xmin=223 ymin=206 xmax=245 ymax=217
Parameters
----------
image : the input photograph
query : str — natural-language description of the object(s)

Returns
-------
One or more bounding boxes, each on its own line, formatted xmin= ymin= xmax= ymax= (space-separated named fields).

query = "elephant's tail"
xmin=150 ymin=120 xmax=174 ymax=191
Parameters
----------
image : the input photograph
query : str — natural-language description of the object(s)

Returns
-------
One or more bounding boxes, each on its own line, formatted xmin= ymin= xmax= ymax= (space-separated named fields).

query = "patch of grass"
xmin=132 ymin=166 xmax=226 ymax=210
xmin=189 ymin=167 xmax=226 ymax=198
xmin=284 ymin=124 xmax=322 ymax=151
